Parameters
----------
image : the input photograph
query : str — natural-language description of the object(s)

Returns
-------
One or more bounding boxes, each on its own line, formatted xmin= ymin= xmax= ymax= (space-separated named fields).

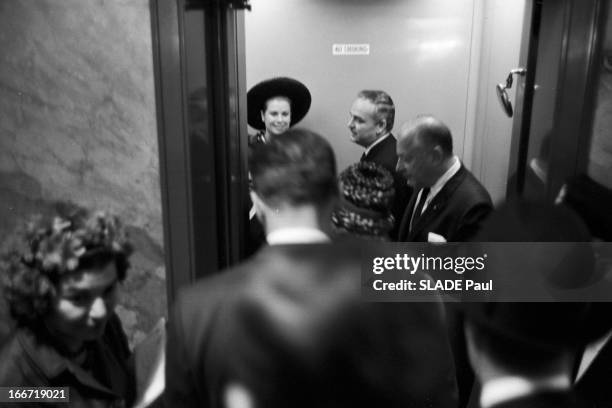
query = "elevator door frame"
xmin=507 ymin=0 xmax=608 ymax=201
xmin=151 ymin=0 xmax=248 ymax=303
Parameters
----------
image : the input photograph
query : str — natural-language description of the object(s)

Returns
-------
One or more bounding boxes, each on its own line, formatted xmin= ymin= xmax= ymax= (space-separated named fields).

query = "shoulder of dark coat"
xmin=0 ymin=328 xmax=42 ymax=386
xmin=455 ymin=165 xmax=493 ymax=205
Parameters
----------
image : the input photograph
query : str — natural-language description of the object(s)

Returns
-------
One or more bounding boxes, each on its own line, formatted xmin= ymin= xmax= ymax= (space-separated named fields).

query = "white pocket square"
xmin=427 ymin=232 xmax=447 ymax=243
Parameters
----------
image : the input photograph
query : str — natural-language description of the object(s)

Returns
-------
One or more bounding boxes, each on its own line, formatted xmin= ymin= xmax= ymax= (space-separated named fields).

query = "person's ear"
xmin=375 ymin=119 xmax=387 ymax=136
xmin=250 ymin=191 xmax=267 ymax=215
xmin=430 ymin=145 xmax=444 ymax=164
xmin=223 ymin=383 xmax=254 ymax=408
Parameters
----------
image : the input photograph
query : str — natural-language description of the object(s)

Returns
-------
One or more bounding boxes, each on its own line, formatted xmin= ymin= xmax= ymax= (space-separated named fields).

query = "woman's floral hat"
xmin=332 ymin=162 xmax=395 ymax=238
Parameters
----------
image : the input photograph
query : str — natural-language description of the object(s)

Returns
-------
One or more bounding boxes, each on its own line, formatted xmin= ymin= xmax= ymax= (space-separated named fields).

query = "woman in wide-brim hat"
xmin=245 ymin=77 xmax=311 ymax=256
xmin=247 ymin=77 xmax=311 ymax=145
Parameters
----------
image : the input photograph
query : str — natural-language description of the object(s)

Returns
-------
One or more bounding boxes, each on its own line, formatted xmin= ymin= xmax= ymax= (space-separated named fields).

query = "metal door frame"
xmin=150 ymin=0 xmax=248 ymax=302
xmin=507 ymin=0 xmax=608 ymax=201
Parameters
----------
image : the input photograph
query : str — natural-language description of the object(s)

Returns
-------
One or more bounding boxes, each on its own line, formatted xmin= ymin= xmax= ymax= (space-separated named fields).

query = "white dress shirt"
xmin=419 ymin=155 xmax=461 ymax=214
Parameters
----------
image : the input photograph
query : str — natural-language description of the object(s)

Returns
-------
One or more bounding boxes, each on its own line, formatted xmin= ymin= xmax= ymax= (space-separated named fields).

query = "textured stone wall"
xmin=0 ymin=0 xmax=165 ymax=347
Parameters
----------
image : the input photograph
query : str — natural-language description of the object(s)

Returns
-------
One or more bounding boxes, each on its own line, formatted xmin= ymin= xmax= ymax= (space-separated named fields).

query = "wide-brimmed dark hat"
xmin=247 ymin=77 xmax=311 ymax=130
xmin=464 ymin=201 xmax=612 ymax=350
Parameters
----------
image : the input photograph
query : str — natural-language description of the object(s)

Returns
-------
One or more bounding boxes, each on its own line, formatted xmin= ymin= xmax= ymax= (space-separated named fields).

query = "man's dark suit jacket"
xmin=164 ymin=241 xmax=458 ymax=408
xmin=396 ymin=163 xmax=491 ymax=407
xmin=397 ymin=164 xmax=492 ymax=243
xmin=360 ymin=134 xmax=412 ymax=239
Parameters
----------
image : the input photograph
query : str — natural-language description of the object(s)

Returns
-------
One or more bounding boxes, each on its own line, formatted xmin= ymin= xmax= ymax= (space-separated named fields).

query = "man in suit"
xmin=347 ymin=90 xmax=411 ymax=239
xmin=164 ymin=128 xmax=458 ymax=408
xmin=464 ymin=302 xmax=597 ymax=408
xmin=396 ymin=115 xmax=492 ymax=243
xmin=395 ymin=115 xmax=492 ymax=407
xmin=164 ymin=128 xmax=337 ymax=407
xmin=464 ymin=201 xmax=612 ymax=408
xmin=216 ymin=242 xmax=458 ymax=408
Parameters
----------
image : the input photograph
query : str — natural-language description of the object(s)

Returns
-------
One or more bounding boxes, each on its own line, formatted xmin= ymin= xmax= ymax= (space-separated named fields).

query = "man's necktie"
xmin=409 ymin=187 xmax=430 ymax=232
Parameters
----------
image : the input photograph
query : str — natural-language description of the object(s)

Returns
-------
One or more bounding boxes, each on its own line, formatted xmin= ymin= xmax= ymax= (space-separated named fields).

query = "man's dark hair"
xmin=249 ymin=128 xmax=338 ymax=207
xmin=410 ymin=115 xmax=453 ymax=156
xmin=357 ymin=90 xmax=395 ymax=132
xmin=467 ymin=318 xmax=568 ymax=377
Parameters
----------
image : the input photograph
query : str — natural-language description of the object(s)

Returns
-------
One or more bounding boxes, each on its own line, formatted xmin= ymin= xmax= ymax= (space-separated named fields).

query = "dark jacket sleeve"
xmin=452 ymin=201 xmax=493 ymax=242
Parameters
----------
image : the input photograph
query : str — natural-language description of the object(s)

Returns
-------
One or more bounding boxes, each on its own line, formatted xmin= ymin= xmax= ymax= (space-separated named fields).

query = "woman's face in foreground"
xmin=45 ymin=262 xmax=119 ymax=351
xmin=261 ymin=97 xmax=291 ymax=136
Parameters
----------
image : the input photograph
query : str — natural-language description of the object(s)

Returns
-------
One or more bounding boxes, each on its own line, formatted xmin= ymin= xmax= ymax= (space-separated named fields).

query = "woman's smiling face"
xmin=261 ymin=96 xmax=291 ymax=136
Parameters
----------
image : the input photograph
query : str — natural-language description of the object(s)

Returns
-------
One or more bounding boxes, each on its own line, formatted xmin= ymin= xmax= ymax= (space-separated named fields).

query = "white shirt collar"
xmin=266 ymin=227 xmax=330 ymax=245
xmin=421 ymin=156 xmax=460 ymax=212
xmin=576 ymin=328 xmax=612 ymax=381
xmin=364 ymin=132 xmax=391 ymax=157
xmin=529 ymin=157 xmax=547 ymax=182
xmin=480 ymin=374 xmax=570 ymax=408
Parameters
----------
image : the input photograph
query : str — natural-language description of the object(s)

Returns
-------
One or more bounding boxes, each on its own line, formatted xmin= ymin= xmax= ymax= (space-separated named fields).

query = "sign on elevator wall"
xmin=332 ymin=43 xmax=370 ymax=55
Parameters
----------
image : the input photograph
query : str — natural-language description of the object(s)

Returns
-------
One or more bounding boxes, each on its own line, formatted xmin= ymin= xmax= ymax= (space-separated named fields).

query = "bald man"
xmin=396 ymin=115 xmax=492 ymax=243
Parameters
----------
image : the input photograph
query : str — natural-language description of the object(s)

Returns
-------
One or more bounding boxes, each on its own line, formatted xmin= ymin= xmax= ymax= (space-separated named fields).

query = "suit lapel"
xmin=409 ymin=166 xmax=467 ymax=241
xmin=398 ymin=193 xmax=418 ymax=240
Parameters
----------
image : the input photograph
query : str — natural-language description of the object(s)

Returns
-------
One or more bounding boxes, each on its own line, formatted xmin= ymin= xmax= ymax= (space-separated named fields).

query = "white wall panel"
xmin=245 ymin=0 xmax=478 ymax=173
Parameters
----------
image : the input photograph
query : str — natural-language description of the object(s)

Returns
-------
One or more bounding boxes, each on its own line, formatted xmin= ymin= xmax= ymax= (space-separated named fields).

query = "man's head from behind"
xmin=347 ymin=90 xmax=395 ymax=148
xmin=249 ymin=128 xmax=338 ymax=229
xmin=396 ymin=115 xmax=454 ymax=189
